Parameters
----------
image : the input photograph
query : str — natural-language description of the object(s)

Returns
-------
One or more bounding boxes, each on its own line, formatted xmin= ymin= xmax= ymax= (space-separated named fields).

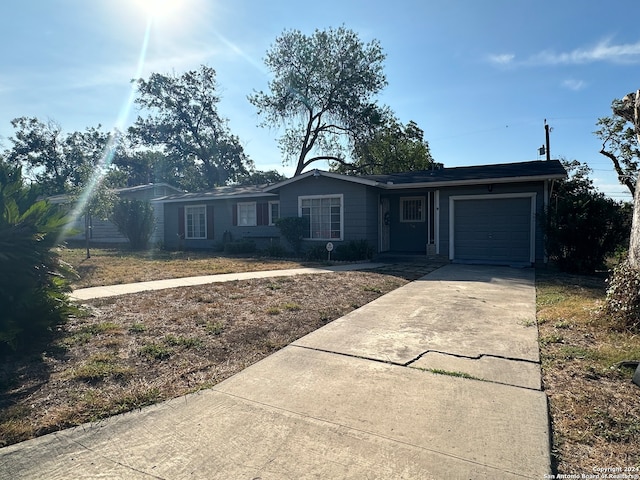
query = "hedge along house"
xmin=156 ymin=160 xmax=566 ymax=266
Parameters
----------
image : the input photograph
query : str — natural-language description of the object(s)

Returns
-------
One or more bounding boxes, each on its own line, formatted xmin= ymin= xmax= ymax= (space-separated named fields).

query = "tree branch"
xmin=600 ymin=146 xmax=635 ymax=196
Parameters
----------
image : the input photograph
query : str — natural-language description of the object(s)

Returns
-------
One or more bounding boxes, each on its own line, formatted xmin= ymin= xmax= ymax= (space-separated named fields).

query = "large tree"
xmin=4 ymin=118 xmax=120 ymax=257
xmin=130 ymin=65 xmax=253 ymax=190
xmin=5 ymin=117 xmax=116 ymax=196
xmin=249 ymin=26 xmax=388 ymax=175
xmin=543 ymin=159 xmax=629 ymax=274
xmin=332 ymin=118 xmax=438 ymax=175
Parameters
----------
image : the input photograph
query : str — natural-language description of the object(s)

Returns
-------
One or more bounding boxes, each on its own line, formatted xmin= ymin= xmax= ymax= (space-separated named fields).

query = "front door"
xmin=380 ymin=198 xmax=390 ymax=252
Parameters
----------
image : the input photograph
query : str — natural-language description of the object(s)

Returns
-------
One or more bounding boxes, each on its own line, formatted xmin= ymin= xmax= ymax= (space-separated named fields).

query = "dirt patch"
xmin=1 ymin=269 xmax=438 ymax=447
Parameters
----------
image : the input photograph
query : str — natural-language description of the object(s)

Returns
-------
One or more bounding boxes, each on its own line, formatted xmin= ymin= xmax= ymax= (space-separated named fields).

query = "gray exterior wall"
xmin=159 ymin=177 xmax=550 ymax=262
xmin=274 ymin=176 xmax=379 ymax=252
xmin=162 ymin=196 xmax=280 ymax=250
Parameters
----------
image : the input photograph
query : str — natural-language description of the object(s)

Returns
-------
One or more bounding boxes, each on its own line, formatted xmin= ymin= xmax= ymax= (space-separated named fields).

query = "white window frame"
xmin=268 ymin=201 xmax=280 ymax=226
xmin=400 ymin=196 xmax=426 ymax=223
xmin=298 ymin=194 xmax=344 ymax=241
xmin=237 ymin=202 xmax=257 ymax=226
xmin=185 ymin=205 xmax=207 ymax=239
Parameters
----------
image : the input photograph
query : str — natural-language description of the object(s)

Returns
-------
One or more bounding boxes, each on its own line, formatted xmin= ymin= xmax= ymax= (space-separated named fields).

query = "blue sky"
xmin=1 ymin=0 xmax=639 ymax=200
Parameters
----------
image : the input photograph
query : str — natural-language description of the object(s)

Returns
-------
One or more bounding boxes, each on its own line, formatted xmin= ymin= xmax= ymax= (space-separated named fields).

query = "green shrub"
xmin=0 ymin=163 xmax=78 ymax=355
xmin=263 ymin=244 xmax=287 ymax=258
xmin=275 ymin=217 xmax=309 ymax=254
xmin=541 ymin=160 xmax=630 ymax=274
xmin=603 ymin=260 xmax=640 ymax=331
xmin=334 ymin=240 xmax=374 ymax=261
xmin=111 ymin=199 xmax=155 ymax=250
xmin=224 ymin=240 xmax=256 ymax=254
xmin=305 ymin=244 xmax=329 ymax=261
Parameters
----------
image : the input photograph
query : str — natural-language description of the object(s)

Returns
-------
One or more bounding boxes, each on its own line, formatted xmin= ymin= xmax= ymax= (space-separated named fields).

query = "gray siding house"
xmin=155 ymin=160 xmax=566 ymax=266
xmin=52 ymin=183 xmax=183 ymax=244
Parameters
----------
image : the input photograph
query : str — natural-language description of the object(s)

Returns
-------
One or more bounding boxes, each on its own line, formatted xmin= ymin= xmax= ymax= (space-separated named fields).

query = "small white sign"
xmin=326 ymin=242 xmax=334 ymax=252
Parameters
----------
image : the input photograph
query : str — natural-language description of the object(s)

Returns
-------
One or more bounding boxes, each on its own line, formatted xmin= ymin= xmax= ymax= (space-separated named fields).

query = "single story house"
xmin=154 ymin=160 xmax=566 ymax=266
xmin=51 ymin=183 xmax=183 ymax=244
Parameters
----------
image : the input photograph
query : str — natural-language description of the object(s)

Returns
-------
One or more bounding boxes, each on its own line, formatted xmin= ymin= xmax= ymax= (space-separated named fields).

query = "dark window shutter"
xmin=207 ymin=205 xmax=214 ymax=240
xmin=232 ymin=204 xmax=237 ymax=226
xmin=257 ymin=202 xmax=269 ymax=226
xmin=178 ymin=207 xmax=185 ymax=237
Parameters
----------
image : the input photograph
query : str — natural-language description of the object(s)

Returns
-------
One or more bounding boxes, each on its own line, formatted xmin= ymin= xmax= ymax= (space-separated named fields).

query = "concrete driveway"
xmin=0 ymin=264 xmax=550 ymax=479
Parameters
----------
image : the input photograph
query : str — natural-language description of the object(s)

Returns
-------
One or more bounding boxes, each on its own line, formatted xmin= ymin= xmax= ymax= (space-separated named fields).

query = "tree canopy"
xmin=249 ymin=26 xmax=388 ymax=175
xmin=332 ymin=118 xmax=438 ymax=175
xmin=543 ymin=159 xmax=630 ymax=274
xmin=130 ymin=65 xmax=254 ymax=190
xmin=4 ymin=117 xmax=115 ymax=196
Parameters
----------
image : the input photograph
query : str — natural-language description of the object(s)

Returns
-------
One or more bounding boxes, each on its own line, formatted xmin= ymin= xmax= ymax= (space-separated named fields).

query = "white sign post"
xmin=326 ymin=242 xmax=334 ymax=262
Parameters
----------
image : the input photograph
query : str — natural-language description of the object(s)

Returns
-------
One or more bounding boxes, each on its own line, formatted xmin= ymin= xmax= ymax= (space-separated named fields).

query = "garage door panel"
xmin=453 ymin=197 xmax=532 ymax=264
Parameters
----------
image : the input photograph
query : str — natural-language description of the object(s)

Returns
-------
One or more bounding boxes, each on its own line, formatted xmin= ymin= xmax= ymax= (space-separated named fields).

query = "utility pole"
xmin=544 ymin=119 xmax=551 ymax=161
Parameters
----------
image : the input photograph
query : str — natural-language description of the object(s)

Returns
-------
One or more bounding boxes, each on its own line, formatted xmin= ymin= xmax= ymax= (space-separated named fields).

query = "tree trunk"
xmin=630 ymin=175 xmax=640 ymax=268
xmin=626 ymin=90 xmax=640 ymax=268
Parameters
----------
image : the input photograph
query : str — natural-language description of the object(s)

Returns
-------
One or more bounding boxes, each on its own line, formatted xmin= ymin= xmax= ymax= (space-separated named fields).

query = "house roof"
xmin=47 ymin=183 xmax=184 ymax=204
xmin=362 ymin=160 xmax=567 ymax=188
xmin=154 ymin=184 xmax=278 ymax=203
xmin=263 ymin=159 xmax=566 ymax=192
xmin=263 ymin=169 xmax=379 ymax=192
xmin=149 ymin=160 xmax=567 ymax=203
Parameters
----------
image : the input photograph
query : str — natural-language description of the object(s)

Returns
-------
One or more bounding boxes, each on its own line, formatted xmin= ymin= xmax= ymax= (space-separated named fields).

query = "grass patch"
xmin=282 ymin=302 xmax=301 ymax=311
xmin=162 ymin=335 xmax=202 ymax=349
xmin=128 ymin=323 xmax=146 ymax=333
xmin=204 ymin=321 xmax=225 ymax=335
xmin=139 ymin=343 xmax=172 ymax=360
xmin=266 ymin=306 xmax=281 ymax=315
xmin=536 ymin=267 xmax=640 ymax=473
xmin=69 ymin=354 xmax=133 ymax=382
xmin=363 ymin=285 xmax=383 ymax=293
xmin=415 ymin=367 xmax=480 ymax=380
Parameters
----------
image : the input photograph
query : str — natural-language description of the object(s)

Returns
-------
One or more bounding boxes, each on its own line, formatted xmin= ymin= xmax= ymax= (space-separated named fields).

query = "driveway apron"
xmin=0 ymin=264 xmax=550 ymax=479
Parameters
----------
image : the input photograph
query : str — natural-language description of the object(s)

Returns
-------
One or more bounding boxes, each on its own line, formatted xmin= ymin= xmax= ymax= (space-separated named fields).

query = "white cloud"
xmin=488 ymin=38 xmax=640 ymax=68
xmin=562 ymin=79 xmax=586 ymax=91
xmin=487 ymin=53 xmax=515 ymax=65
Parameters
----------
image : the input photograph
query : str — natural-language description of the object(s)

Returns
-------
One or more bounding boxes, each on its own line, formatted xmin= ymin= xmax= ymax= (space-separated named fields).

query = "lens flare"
xmin=58 ymin=20 xmax=153 ymax=243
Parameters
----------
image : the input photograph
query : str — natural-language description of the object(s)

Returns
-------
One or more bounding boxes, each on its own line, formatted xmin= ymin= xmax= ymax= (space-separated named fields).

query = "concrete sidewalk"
xmin=70 ymin=262 xmax=387 ymax=300
xmin=0 ymin=264 xmax=550 ymax=479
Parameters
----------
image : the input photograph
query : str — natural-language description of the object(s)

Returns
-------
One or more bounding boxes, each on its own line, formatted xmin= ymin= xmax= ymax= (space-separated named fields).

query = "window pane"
xmin=186 ymin=206 xmax=206 ymax=239
xmin=299 ymin=196 xmax=341 ymax=240
xmin=401 ymin=198 xmax=424 ymax=222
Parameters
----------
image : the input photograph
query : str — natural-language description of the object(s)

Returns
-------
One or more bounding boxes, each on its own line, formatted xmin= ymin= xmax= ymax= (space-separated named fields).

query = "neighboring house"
xmin=155 ymin=160 xmax=566 ymax=266
xmin=51 ymin=183 xmax=183 ymax=244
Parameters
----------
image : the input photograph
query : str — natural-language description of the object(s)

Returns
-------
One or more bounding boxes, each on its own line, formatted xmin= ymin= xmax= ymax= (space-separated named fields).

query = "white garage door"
xmin=452 ymin=196 xmax=533 ymax=265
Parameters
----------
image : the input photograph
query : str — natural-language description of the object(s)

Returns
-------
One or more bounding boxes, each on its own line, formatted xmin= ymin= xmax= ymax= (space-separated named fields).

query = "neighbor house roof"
xmin=154 ymin=185 xmax=278 ymax=203
xmin=46 ymin=182 xmax=184 ymax=204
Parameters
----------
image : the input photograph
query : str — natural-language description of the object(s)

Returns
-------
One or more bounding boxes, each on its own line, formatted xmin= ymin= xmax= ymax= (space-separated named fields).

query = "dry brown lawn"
xmin=59 ymin=246 xmax=318 ymax=288
xmin=1 ymin=247 xmax=437 ymax=447
xmin=537 ymin=268 xmax=640 ymax=474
